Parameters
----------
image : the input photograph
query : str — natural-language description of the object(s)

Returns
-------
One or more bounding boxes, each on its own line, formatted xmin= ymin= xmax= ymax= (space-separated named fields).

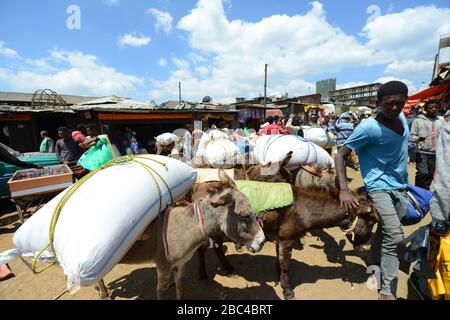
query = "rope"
xmin=31 ymin=155 xmax=172 ymax=274
xmin=339 ymin=216 xmax=359 ymax=242
xmin=262 ymin=135 xmax=284 ymax=163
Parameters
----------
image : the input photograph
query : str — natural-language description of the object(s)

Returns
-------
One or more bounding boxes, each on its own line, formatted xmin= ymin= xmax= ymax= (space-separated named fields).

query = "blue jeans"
xmin=367 ymin=189 xmax=408 ymax=297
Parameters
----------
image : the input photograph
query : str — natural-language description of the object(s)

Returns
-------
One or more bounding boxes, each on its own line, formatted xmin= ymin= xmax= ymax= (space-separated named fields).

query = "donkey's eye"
xmin=239 ymin=214 xmax=252 ymax=221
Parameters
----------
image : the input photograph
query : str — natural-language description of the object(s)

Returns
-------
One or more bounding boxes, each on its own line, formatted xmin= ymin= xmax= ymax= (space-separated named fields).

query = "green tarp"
xmin=235 ymin=180 xmax=294 ymax=214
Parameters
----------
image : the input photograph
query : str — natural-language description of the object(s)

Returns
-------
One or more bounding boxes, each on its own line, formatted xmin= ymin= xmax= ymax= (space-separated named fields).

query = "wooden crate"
xmin=8 ymin=164 xmax=73 ymax=198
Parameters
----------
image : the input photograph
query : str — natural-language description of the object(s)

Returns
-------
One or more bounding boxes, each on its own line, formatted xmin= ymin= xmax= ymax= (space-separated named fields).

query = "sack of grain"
xmin=155 ymin=133 xmax=178 ymax=146
xmin=254 ymin=135 xmax=334 ymax=169
xmin=204 ymin=139 xmax=240 ymax=169
xmin=0 ymin=155 xmax=197 ymax=290
xmin=304 ymin=128 xmax=335 ymax=149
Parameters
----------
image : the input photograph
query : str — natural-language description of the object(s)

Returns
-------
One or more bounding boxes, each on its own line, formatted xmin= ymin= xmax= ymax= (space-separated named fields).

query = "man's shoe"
xmin=408 ymin=272 xmax=432 ymax=300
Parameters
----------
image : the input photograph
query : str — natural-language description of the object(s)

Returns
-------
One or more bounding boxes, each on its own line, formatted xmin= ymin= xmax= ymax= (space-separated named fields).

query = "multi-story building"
xmin=316 ymin=78 xmax=336 ymax=102
xmin=329 ymin=82 xmax=382 ymax=112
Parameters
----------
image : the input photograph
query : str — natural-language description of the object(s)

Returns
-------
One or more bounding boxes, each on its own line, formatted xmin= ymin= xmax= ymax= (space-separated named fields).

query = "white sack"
xmin=6 ymin=155 xmax=197 ymax=290
xmin=304 ymin=128 xmax=336 ymax=149
xmin=155 ymin=133 xmax=178 ymax=146
xmin=254 ymin=135 xmax=334 ymax=169
xmin=203 ymin=139 xmax=240 ymax=169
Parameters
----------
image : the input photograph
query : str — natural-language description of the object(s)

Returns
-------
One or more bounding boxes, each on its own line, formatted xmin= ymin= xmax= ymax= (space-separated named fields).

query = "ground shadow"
xmin=107 ymin=267 xmax=159 ymax=300
xmin=309 ymin=229 xmax=347 ymax=264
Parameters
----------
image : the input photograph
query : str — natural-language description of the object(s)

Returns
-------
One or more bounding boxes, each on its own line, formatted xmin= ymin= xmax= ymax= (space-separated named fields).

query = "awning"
xmin=265 ymin=109 xmax=284 ymax=118
xmin=98 ymin=113 xmax=192 ymax=121
xmin=198 ymin=113 xmax=236 ymax=121
xmin=408 ymin=84 xmax=450 ymax=101
xmin=0 ymin=114 xmax=32 ymax=121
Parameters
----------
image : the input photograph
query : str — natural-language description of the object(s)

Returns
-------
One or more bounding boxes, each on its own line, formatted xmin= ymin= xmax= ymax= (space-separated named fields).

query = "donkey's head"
xmin=337 ymin=190 xmax=379 ymax=247
xmin=238 ymin=151 xmax=293 ymax=183
xmin=192 ymin=170 xmax=265 ymax=253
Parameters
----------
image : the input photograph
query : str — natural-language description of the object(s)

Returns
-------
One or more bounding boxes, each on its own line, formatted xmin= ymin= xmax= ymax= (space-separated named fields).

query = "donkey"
xmin=95 ymin=169 xmax=265 ymax=300
xmin=195 ymin=157 xmax=379 ymax=300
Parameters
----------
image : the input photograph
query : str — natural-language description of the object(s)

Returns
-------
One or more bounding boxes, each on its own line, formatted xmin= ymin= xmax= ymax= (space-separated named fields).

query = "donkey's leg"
xmin=156 ymin=267 xmax=173 ymax=300
xmin=275 ymin=237 xmax=281 ymax=277
xmin=197 ymin=244 xmax=208 ymax=280
xmin=213 ymin=236 xmax=235 ymax=275
xmin=174 ymin=265 xmax=186 ymax=300
xmin=94 ymin=279 xmax=111 ymax=300
xmin=279 ymin=240 xmax=295 ymax=300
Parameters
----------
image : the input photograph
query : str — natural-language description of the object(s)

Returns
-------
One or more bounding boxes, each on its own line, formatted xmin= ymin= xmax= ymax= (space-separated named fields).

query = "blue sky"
xmin=0 ymin=0 xmax=449 ymax=103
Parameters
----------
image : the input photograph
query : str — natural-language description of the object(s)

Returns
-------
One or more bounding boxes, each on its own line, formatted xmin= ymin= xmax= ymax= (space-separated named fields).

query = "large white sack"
xmin=196 ymin=130 xmax=231 ymax=158
xmin=208 ymin=129 xmax=230 ymax=140
xmin=7 ymin=155 xmax=197 ymax=290
xmin=156 ymin=133 xmax=178 ymax=146
xmin=254 ymin=135 xmax=334 ymax=169
xmin=204 ymin=139 xmax=240 ymax=169
xmin=304 ymin=128 xmax=336 ymax=149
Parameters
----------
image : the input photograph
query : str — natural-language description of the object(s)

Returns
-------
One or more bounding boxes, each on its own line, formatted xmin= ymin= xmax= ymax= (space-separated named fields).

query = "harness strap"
xmin=194 ymin=202 xmax=217 ymax=248
xmin=339 ymin=209 xmax=359 ymax=242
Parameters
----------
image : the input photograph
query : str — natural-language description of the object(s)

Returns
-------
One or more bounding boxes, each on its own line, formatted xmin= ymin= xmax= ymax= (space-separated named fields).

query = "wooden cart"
xmin=7 ymin=164 xmax=73 ymax=223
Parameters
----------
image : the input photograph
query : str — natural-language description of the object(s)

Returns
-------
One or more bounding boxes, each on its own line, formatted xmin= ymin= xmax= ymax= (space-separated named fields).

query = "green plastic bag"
xmin=77 ymin=136 xmax=114 ymax=171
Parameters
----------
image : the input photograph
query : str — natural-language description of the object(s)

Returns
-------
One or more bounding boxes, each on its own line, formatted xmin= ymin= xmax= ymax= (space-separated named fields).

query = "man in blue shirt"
xmin=335 ymin=81 xmax=410 ymax=300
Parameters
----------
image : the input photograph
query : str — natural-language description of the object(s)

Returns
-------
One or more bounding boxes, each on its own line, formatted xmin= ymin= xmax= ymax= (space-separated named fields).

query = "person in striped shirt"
xmin=327 ymin=112 xmax=359 ymax=170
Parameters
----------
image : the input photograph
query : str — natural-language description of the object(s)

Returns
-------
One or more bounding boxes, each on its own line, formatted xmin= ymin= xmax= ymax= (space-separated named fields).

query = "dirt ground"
xmin=0 ymin=165 xmax=426 ymax=300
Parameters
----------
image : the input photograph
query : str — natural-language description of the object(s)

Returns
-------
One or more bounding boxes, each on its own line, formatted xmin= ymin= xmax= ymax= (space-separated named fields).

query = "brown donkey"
xmin=95 ymin=169 xmax=265 ymax=300
xmin=196 ymin=156 xmax=378 ymax=300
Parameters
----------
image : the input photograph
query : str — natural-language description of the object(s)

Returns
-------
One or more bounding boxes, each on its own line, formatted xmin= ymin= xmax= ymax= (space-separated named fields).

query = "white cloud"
xmin=147 ymin=8 xmax=173 ymax=34
xmin=159 ymin=58 xmax=167 ymax=67
xmin=376 ymin=76 xmax=418 ymax=94
xmin=384 ymin=59 xmax=434 ymax=79
xmin=103 ymin=0 xmax=119 ymax=6
xmin=151 ymin=0 xmax=377 ymax=101
xmin=0 ymin=50 xmax=144 ymax=96
xmin=118 ymin=33 xmax=151 ymax=47
xmin=0 ymin=41 xmax=19 ymax=58
xmin=148 ymin=1 xmax=449 ymax=102
xmin=362 ymin=6 xmax=450 ymax=62
xmin=195 ymin=66 xmax=209 ymax=76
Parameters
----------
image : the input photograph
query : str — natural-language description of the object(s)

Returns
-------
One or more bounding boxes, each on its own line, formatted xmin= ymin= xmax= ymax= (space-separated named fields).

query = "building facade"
xmin=329 ymin=82 xmax=382 ymax=111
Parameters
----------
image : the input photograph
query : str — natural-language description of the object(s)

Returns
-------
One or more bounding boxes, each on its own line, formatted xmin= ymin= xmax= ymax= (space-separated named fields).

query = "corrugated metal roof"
xmin=0 ymin=105 xmax=75 ymax=113
xmin=72 ymin=96 xmax=157 ymax=111
xmin=0 ymin=91 xmax=96 ymax=105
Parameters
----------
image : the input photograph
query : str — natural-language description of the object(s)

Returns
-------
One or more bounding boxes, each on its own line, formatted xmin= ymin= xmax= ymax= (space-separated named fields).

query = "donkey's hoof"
xmin=283 ymin=289 xmax=295 ymax=300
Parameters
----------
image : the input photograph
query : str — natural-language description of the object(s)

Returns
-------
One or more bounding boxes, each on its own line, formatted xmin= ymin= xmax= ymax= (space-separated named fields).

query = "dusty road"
xmin=0 ymin=165 xmax=424 ymax=300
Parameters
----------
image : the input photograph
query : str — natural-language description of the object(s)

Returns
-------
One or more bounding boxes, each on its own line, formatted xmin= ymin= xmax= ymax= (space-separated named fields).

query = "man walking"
xmin=55 ymin=126 xmax=81 ymax=165
xmin=410 ymin=100 xmax=444 ymax=190
xmin=335 ymin=81 xmax=410 ymax=300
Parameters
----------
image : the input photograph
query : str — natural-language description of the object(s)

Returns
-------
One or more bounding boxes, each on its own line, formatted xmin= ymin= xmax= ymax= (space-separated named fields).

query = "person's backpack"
xmin=402 ymin=184 xmax=433 ymax=226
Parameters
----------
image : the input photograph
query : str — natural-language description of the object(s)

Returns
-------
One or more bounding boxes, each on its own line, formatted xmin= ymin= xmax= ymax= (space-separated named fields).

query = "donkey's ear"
xmin=279 ymin=151 xmax=293 ymax=168
xmin=210 ymin=192 xmax=234 ymax=208
xmin=218 ymin=169 xmax=236 ymax=188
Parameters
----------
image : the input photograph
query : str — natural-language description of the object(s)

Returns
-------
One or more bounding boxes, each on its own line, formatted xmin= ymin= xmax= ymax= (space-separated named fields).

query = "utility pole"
xmin=178 ymin=82 xmax=182 ymax=105
xmin=263 ymin=64 xmax=268 ymax=108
